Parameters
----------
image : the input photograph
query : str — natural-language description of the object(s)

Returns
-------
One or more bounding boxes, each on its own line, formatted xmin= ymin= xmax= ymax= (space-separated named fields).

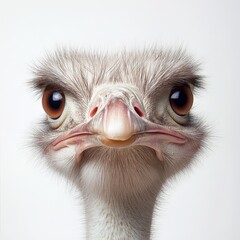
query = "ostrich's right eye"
xmin=42 ymin=88 xmax=65 ymax=119
xmin=169 ymin=85 xmax=193 ymax=116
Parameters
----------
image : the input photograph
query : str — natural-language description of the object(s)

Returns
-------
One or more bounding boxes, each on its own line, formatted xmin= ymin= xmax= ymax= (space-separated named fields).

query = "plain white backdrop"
xmin=0 ymin=0 xmax=239 ymax=239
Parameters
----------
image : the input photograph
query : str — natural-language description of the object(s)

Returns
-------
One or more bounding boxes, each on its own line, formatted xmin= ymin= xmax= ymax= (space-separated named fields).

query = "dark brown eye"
xmin=169 ymin=85 xmax=193 ymax=116
xmin=42 ymin=88 xmax=65 ymax=119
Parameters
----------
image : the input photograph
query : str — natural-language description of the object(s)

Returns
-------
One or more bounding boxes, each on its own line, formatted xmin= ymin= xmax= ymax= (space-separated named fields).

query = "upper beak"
xmin=91 ymin=98 xmax=141 ymax=142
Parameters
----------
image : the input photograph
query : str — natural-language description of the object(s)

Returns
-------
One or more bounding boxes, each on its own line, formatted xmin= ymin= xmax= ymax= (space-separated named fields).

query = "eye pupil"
xmin=170 ymin=90 xmax=188 ymax=108
xmin=49 ymin=92 xmax=63 ymax=110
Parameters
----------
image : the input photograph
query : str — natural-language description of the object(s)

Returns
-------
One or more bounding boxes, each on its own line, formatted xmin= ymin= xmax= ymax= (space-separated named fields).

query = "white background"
xmin=0 ymin=0 xmax=239 ymax=239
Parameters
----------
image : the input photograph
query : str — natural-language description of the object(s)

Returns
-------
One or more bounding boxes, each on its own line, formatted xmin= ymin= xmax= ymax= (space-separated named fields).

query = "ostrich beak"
xmin=90 ymin=98 xmax=142 ymax=147
xmin=93 ymin=99 xmax=137 ymax=141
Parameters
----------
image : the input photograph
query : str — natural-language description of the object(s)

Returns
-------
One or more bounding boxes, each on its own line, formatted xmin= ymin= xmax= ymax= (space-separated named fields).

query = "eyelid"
xmin=43 ymin=84 xmax=65 ymax=94
xmin=45 ymin=84 xmax=81 ymax=101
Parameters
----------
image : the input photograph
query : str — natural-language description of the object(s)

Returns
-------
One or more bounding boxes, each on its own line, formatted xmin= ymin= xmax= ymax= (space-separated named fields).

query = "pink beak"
xmin=95 ymin=99 xmax=138 ymax=141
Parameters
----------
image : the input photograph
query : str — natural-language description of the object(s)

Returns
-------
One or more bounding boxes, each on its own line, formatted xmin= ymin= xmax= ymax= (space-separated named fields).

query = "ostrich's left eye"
xmin=169 ymin=85 xmax=193 ymax=116
xmin=42 ymin=88 xmax=65 ymax=119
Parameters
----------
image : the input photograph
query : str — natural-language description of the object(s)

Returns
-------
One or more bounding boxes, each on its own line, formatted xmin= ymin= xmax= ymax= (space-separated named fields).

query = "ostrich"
xmin=30 ymin=48 xmax=206 ymax=240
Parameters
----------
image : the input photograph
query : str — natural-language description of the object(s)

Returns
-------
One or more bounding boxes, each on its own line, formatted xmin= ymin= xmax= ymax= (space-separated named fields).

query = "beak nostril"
xmin=90 ymin=106 xmax=98 ymax=118
xmin=134 ymin=106 xmax=143 ymax=117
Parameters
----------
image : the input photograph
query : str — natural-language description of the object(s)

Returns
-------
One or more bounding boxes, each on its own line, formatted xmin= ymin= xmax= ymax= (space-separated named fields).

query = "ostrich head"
xmin=31 ymin=48 xmax=206 ymax=239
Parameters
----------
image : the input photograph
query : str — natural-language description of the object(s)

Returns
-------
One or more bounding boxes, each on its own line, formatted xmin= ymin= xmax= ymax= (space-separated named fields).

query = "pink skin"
xmin=52 ymin=99 xmax=187 ymax=161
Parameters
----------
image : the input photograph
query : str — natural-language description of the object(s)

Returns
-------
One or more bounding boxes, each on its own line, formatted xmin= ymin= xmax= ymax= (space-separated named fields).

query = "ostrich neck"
xmin=84 ymin=194 xmax=157 ymax=240
xmin=79 ymin=147 xmax=164 ymax=240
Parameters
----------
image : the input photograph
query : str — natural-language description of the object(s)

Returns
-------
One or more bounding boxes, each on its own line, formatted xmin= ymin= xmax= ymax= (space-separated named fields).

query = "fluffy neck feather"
xmin=78 ymin=147 xmax=165 ymax=240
